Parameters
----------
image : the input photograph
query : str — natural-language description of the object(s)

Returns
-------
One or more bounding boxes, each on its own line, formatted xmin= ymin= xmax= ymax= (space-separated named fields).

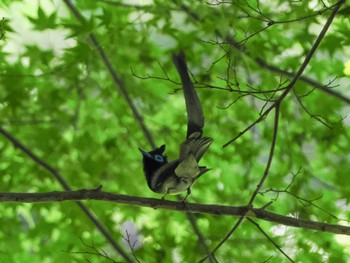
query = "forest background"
xmin=0 ymin=0 xmax=350 ymax=262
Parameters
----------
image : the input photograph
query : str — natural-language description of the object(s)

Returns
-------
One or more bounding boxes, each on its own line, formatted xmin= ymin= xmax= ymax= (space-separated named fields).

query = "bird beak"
xmin=138 ymin=148 xmax=152 ymax=158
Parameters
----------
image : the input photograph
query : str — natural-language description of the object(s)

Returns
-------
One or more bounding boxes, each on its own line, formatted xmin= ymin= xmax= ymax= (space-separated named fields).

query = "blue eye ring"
xmin=154 ymin=154 xmax=164 ymax=162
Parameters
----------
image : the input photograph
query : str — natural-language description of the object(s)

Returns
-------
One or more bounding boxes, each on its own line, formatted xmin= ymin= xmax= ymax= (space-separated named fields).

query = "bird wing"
xmin=190 ymin=137 xmax=213 ymax=161
xmin=150 ymin=160 xmax=179 ymax=190
xmin=175 ymin=153 xmax=200 ymax=179
xmin=178 ymin=135 xmax=213 ymax=162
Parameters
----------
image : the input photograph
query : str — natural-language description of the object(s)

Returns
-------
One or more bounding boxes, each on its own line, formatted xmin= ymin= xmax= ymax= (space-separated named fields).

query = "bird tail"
xmin=172 ymin=51 xmax=205 ymax=138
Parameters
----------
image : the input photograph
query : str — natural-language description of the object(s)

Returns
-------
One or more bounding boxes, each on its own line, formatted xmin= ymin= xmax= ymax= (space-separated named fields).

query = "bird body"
xmin=139 ymin=51 xmax=212 ymax=196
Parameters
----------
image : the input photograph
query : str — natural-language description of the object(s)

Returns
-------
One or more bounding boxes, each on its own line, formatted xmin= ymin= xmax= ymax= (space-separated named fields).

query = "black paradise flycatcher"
xmin=139 ymin=51 xmax=212 ymax=198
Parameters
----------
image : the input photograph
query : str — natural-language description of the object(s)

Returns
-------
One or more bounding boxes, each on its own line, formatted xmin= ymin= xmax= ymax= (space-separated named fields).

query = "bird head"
xmin=139 ymin=144 xmax=168 ymax=172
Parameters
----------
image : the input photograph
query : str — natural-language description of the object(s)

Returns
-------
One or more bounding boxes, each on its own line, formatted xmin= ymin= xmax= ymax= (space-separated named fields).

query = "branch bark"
xmin=2 ymin=190 xmax=349 ymax=236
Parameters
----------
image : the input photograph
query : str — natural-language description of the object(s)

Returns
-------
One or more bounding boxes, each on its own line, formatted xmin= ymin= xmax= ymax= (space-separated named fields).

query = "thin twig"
xmin=293 ymin=89 xmax=333 ymax=128
xmin=247 ymin=218 xmax=294 ymax=262
xmin=223 ymin=0 xmax=345 ymax=147
xmin=123 ymin=230 xmax=141 ymax=263
xmin=208 ymin=0 xmax=346 ymax=257
xmin=199 ymin=216 xmax=245 ymax=262
xmin=177 ymin=1 xmax=350 ymax=105
xmin=204 ymin=105 xmax=280 ymax=259
xmin=248 ymin=104 xmax=280 ymax=205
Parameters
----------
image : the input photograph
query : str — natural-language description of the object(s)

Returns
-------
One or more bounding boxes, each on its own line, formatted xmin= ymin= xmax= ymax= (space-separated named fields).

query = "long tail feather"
xmin=172 ymin=51 xmax=204 ymax=138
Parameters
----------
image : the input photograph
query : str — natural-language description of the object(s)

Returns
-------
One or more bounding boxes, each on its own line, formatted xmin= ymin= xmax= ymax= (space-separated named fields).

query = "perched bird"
xmin=139 ymin=51 xmax=212 ymax=197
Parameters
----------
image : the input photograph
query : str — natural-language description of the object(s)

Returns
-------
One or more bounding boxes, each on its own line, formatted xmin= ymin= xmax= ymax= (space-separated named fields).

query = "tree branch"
xmin=248 ymin=104 xmax=280 ymax=205
xmin=247 ymin=218 xmax=294 ymax=262
xmin=207 ymin=1 xmax=345 ymax=257
xmin=204 ymin=103 xmax=280 ymax=261
xmin=0 ymin=190 xmax=349 ymax=236
xmin=223 ymin=0 xmax=345 ymax=147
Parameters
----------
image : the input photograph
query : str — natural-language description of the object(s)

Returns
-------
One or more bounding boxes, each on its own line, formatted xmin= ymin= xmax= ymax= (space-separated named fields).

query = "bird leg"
xmin=182 ymin=188 xmax=191 ymax=202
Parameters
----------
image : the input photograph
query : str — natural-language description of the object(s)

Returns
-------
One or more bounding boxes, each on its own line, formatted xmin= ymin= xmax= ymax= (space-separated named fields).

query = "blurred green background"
xmin=0 ymin=0 xmax=349 ymax=262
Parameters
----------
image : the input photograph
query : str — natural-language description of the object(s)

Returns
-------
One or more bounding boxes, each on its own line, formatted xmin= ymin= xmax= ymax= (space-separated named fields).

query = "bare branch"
xmin=293 ymin=89 xmax=333 ymax=128
xmin=123 ymin=231 xmax=141 ymax=263
xmin=247 ymin=218 xmax=294 ymax=262
xmin=199 ymin=216 xmax=245 ymax=262
xmin=177 ymin=1 xmax=350 ymax=105
xmin=0 ymin=190 xmax=349 ymax=235
xmin=207 ymin=104 xmax=280 ymax=258
xmin=261 ymin=188 xmax=349 ymax=223
xmin=223 ymin=0 xmax=346 ymax=147
xmin=248 ymin=104 xmax=280 ymax=205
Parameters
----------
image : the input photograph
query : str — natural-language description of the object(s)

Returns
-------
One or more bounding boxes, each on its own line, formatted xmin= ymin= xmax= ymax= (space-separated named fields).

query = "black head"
xmin=139 ymin=145 xmax=168 ymax=186
xmin=139 ymin=145 xmax=167 ymax=166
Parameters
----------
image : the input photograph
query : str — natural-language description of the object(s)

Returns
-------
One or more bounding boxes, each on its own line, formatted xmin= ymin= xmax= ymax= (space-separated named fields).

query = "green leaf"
xmin=26 ymin=6 xmax=57 ymax=30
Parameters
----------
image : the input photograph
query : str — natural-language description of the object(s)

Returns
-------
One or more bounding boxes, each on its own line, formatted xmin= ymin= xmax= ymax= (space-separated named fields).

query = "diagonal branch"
xmin=248 ymin=104 xmax=280 ymax=205
xmin=63 ymin=0 xmax=155 ymax=149
xmin=199 ymin=216 xmax=245 ymax=262
xmin=247 ymin=218 xmax=294 ymax=262
xmin=184 ymin=210 xmax=218 ymax=263
xmin=203 ymin=105 xmax=280 ymax=261
xmin=0 ymin=126 xmax=134 ymax=263
xmin=253 ymin=59 xmax=350 ymax=104
xmin=207 ymin=0 xmax=345 ymax=257
xmin=223 ymin=0 xmax=345 ymax=147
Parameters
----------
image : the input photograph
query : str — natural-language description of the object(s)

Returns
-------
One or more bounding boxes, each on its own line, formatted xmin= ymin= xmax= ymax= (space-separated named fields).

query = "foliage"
xmin=0 ymin=0 xmax=349 ymax=262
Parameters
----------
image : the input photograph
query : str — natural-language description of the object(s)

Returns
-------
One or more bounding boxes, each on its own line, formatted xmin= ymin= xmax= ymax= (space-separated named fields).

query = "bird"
xmin=139 ymin=51 xmax=212 ymax=198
